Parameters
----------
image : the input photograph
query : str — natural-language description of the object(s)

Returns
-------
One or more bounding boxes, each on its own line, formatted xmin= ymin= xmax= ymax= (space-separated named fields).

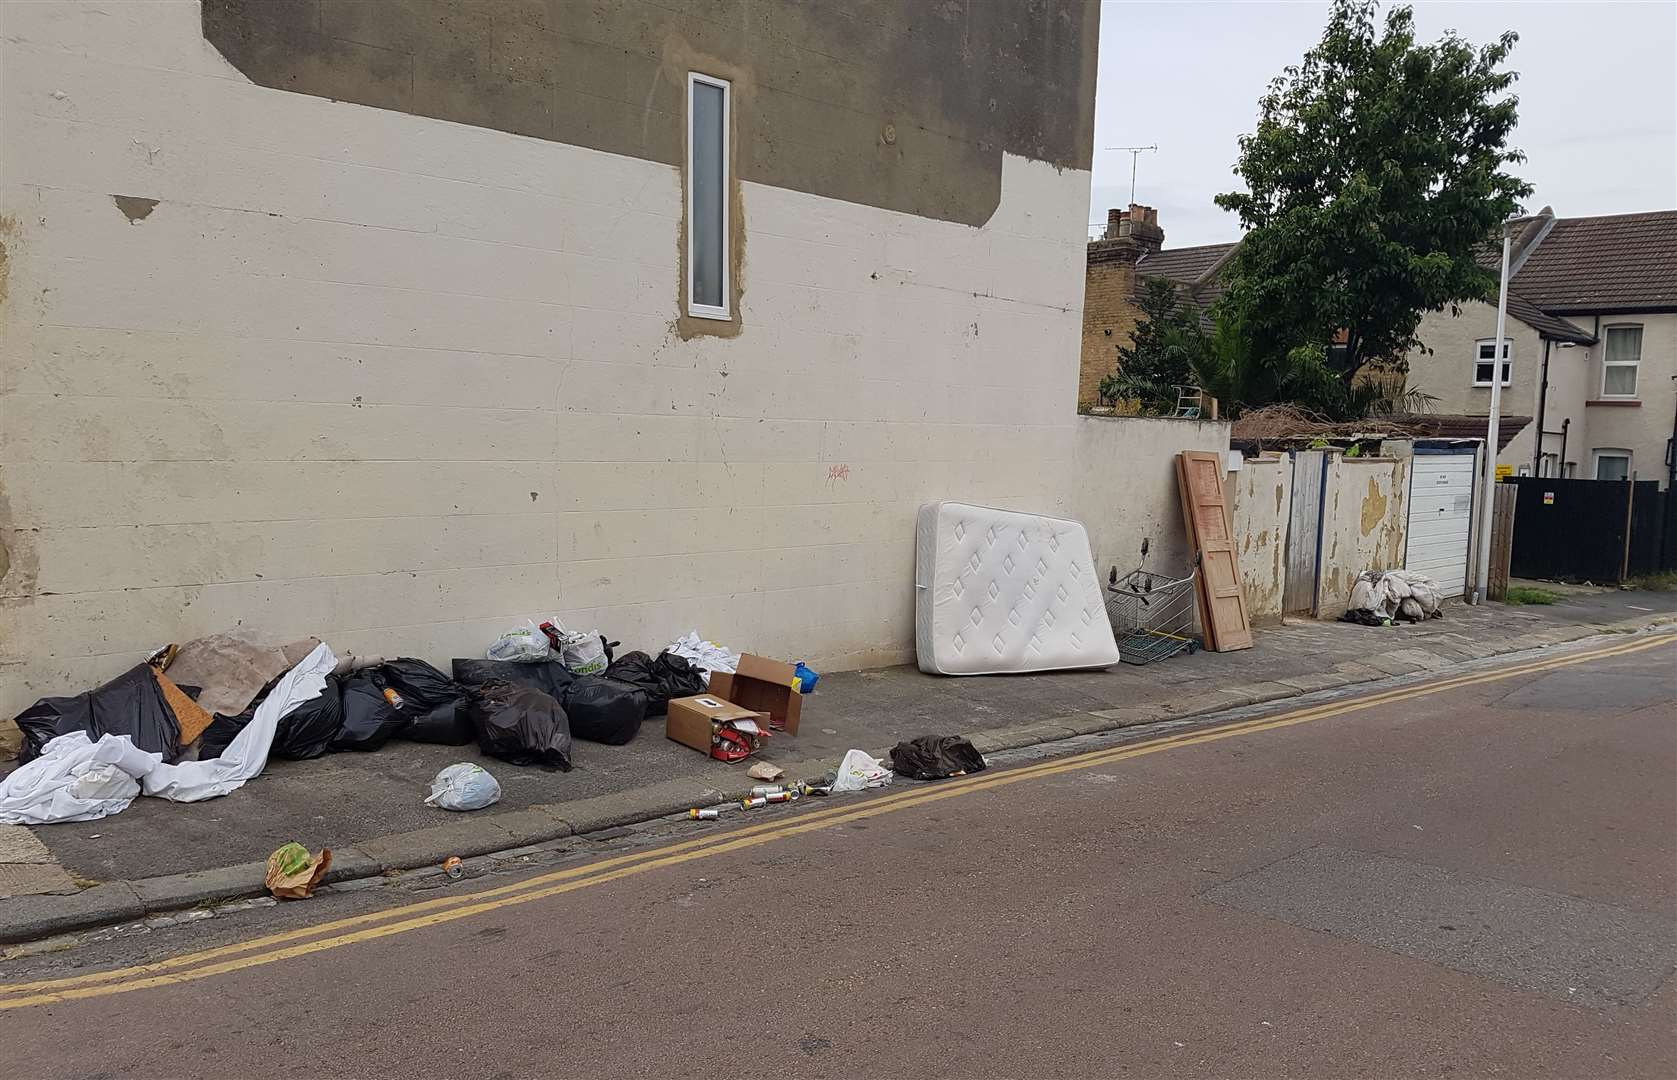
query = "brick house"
xmin=1077 ymin=205 xmax=1237 ymax=406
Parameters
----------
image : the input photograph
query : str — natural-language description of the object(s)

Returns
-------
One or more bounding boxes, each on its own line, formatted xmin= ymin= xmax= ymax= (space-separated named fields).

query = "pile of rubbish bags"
xmin=1340 ymin=569 xmax=1446 ymax=626
xmin=0 ymin=643 xmax=340 ymax=824
xmin=1 ymin=623 xmax=727 ymax=826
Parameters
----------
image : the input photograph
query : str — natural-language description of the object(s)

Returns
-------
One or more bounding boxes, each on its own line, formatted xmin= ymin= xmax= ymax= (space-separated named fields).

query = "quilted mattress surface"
xmin=915 ymin=501 xmax=1119 ymax=675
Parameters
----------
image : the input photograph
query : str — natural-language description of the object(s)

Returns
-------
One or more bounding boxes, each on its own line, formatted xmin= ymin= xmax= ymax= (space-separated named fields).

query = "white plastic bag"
xmin=551 ymin=622 xmax=607 ymax=675
xmin=425 ymin=763 xmax=502 ymax=812
xmin=487 ymin=621 xmax=552 ymax=662
xmin=831 ymin=749 xmax=893 ymax=793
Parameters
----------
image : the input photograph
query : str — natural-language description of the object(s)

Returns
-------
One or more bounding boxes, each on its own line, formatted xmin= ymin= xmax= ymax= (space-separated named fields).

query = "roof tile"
xmin=1511 ymin=211 xmax=1677 ymax=312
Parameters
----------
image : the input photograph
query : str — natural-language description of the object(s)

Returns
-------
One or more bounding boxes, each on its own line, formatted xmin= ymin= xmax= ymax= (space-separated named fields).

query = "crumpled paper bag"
xmin=265 ymin=842 xmax=332 ymax=900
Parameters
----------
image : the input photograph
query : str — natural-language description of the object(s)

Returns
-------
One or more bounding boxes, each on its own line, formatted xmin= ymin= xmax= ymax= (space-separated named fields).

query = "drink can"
xmin=749 ymin=784 xmax=786 ymax=797
xmin=442 ymin=856 xmax=463 ymax=880
xmin=764 ymin=789 xmax=796 ymax=804
xmin=688 ymin=807 xmax=721 ymax=821
xmin=383 ymin=687 xmax=406 ymax=710
xmin=740 ymin=795 xmax=768 ymax=810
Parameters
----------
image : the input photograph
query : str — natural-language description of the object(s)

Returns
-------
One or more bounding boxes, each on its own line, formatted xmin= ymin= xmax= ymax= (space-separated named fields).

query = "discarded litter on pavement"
xmin=1 ymin=623 xmax=807 ymax=827
xmin=832 ymin=749 xmax=893 ymax=792
xmin=425 ymin=763 xmax=502 ymax=812
xmin=1340 ymin=569 xmax=1445 ymax=626
xmin=889 ymin=735 xmax=987 ymax=781
xmin=265 ymin=842 xmax=331 ymax=900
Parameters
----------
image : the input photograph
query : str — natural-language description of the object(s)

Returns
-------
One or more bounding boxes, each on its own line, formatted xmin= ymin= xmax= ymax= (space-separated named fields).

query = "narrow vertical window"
xmin=687 ymin=73 xmax=730 ymax=320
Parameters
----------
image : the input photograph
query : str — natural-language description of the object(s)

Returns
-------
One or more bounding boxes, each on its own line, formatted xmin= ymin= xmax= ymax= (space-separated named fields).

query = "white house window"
xmin=686 ymin=72 xmax=730 ymax=320
xmin=1473 ymin=338 xmax=1511 ymax=386
xmin=1593 ymin=449 xmax=1631 ymax=481
xmin=1601 ymin=325 xmax=1641 ymax=397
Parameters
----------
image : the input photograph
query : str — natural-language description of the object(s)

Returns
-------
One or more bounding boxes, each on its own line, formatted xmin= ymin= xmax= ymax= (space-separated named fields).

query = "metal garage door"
xmin=1406 ymin=453 xmax=1477 ymax=598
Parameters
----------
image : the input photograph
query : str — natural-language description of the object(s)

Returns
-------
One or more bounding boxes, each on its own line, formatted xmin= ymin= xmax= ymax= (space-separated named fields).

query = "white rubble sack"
xmin=0 ymin=643 xmax=339 ymax=823
xmin=1347 ymin=569 xmax=1444 ymax=621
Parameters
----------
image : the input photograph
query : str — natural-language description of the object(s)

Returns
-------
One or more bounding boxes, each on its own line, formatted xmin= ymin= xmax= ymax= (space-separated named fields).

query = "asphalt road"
xmin=3 ymin=634 xmax=1673 ymax=1079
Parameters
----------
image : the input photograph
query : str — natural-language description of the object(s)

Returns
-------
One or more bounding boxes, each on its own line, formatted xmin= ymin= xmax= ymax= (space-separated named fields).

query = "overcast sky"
xmin=1090 ymin=0 xmax=1677 ymax=248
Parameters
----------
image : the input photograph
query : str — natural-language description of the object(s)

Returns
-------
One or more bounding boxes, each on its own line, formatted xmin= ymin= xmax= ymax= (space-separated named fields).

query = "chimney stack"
xmin=1117 ymin=203 xmax=1164 ymax=253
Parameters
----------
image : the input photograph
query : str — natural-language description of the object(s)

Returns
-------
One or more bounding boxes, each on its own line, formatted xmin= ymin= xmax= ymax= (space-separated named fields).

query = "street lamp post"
xmin=1472 ymin=225 xmax=1513 ymax=604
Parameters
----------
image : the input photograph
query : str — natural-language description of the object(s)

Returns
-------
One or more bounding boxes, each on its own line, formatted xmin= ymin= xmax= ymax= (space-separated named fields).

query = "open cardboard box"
xmin=666 ymin=694 xmax=770 ymax=756
xmin=707 ymin=654 xmax=802 ymax=735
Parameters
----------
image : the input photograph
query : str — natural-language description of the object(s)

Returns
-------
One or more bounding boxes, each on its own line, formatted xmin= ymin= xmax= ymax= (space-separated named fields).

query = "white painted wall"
xmin=1539 ymin=340 xmax=1591 ymax=477
xmin=1071 ymin=416 xmax=1231 ymax=587
xmin=1410 ymin=305 xmax=1677 ymax=487
xmin=0 ymin=1 xmax=1107 ymax=715
xmin=1406 ymin=300 xmax=1550 ymax=470
xmin=1581 ymin=313 xmax=1677 ymax=485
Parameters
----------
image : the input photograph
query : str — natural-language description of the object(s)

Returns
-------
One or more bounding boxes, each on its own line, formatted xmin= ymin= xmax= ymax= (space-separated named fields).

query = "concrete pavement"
xmin=2 ymin=585 xmax=1673 ymax=944
xmin=0 ymin=634 xmax=1672 ymax=1078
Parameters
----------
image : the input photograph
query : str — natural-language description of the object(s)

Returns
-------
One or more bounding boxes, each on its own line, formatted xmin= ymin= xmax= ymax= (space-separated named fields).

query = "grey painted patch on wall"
xmin=112 ymin=196 xmax=159 ymax=223
xmin=201 ymin=0 xmax=1098 ymax=228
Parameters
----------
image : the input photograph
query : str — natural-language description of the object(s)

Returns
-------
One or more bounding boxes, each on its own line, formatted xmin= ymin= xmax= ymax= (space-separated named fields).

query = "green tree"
xmin=1185 ymin=319 xmax=1393 ymax=419
xmin=1098 ymin=278 xmax=1201 ymax=414
xmin=1215 ymin=0 xmax=1532 ymax=395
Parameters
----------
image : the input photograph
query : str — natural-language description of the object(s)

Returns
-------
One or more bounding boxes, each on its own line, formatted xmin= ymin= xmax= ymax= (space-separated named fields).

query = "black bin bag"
xmin=561 ymin=677 xmax=648 ymax=745
xmin=333 ymin=668 xmax=413 ymax=751
xmin=889 ymin=735 xmax=987 ymax=781
xmin=451 ymin=659 xmax=575 ymax=701
xmin=199 ymin=673 xmax=344 ymax=761
xmin=603 ymin=651 xmax=705 ymax=718
xmin=13 ymin=664 xmax=183 ymax=764
xmin=383 ymin=659 xmax=473 ymax=745
xmin=470 ymin=681 xmax=573 ymax=769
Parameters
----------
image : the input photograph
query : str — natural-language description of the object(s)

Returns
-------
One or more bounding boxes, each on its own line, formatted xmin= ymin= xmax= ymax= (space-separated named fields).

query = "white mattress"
xmin=915 ymin=501 xmax=1119 ymax=675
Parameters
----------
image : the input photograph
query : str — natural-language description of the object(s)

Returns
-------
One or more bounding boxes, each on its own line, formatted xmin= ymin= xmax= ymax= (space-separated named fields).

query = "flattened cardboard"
xmin=666 ymin=694 xmax=770 ymax=756
xmin=707 ymin=654 xmax=803 ymax=735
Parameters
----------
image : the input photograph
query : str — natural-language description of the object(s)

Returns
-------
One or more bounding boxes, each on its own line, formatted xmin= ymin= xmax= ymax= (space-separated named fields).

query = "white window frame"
xmin=1592 ymin=448 xmax=1632 ymax=481
xmin=685 ymin=72 xmax=731 ymax=321
xmin=1472 ymin=337 xmax=1512 ymax=387
xmin=1599 ymin=324 xmax=1641 ymax=399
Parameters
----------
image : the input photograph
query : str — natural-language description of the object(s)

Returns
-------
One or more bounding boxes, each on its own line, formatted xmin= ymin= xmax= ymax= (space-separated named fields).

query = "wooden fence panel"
xmin=1487 ymin=484 xmax=1517 ymax=601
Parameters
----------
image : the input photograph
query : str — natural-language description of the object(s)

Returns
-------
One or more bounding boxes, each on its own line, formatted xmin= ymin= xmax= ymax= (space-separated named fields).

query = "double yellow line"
xmin=1 ymin=631 xmax=1668 ymax=1011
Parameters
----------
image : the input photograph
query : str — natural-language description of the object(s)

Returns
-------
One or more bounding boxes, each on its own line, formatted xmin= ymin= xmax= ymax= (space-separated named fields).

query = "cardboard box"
xmin=707 ymin=654 xmax=803 ymax=735
xmin=666 ymin=694 xmax=769 ymax=756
